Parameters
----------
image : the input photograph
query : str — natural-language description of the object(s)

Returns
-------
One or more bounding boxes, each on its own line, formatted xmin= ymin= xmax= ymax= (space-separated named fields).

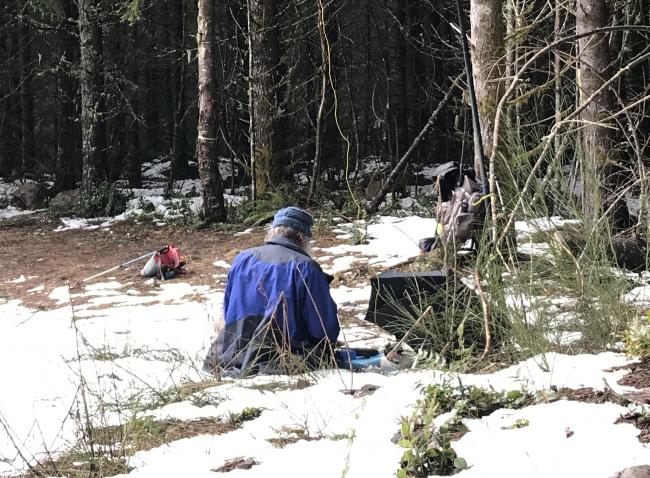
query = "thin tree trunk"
xmin=3 ymin=28 xmax=20 ymax=178
xmin=170 ymin=0 xmax=190 ymax=183
xmin=0 ymin=28 xmax=12 ymax=177
xmin=392 ymin=0 xmax=409 ymax=160
xmin=56 ymin=0 xmax=79 ymax=190
xmin=247 ymin=0 xmax=255 ymax=198
xmin=470 ymin=0 xmax=505 ymax=176
xmin=197 ymin=0 xmax=226 ymax=223
xmin=309 ymin=0 xmax=338 ymax=201
xmin=249 ymin=0 xmax=283 ymax=198
xmin=78 ymin=0 xmax=106 ymax=192
xmin=128 ymin=25 xmax=143 ymax=188
xmin=554 ymin=0 xmax=562 ymax=157
xmin=20 ymin=21 xmax=34 ymax=175
xmin=504 ymin=0 xmax=514 ymax=125
xmin=576 ymin=0 xmax=620 ymax=228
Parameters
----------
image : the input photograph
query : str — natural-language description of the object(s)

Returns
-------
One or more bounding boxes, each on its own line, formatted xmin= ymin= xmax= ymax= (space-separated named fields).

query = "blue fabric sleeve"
xmin=299 ymin=262 xmax=340 ymax=341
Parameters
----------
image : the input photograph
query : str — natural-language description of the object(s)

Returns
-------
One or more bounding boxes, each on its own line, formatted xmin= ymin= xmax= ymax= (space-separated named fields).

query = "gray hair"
xmin=266 ymin=225 xmax=313 ymax=256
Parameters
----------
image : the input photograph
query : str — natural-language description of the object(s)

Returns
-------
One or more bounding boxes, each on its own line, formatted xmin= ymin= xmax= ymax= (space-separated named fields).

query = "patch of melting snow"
xmin=330 ymin=284 xmax=371 ymax=306
xmin=610 ymin=267 xmax=650 ymax=284
xmin=7 ymin=275 xmax=26 ymax=284
xmin=624 ymin=285 xmax=650 ymax=307
xmin=0 ymin=206 xmax=40 ymax=219
xmin=515 ymin=216 xmax=580 ymax=241
xmin=27 ymin=285 xmax=45 ymax=293
xmin=321 ymin=216 xmax=435 ymax=270
xmin=1 ymin=267 xmax=639 ymax=478
xmin=48 ymin=285 xmax=71 ymax=304
xmin=101 ymin=352 xmax=640 ymax=478
xmin=234 ymin=227 xmax=255 ymax=236
xmin=142 ymin=160 xmax=171 ymax=180
xmin=54 ymin=217 xmax=112 ymax=232
xmin=517 ymin=241 xmax=551 ymax=256
xmin=453 ymin=400 xmax=648 ymax=478
xmin=324 ymin=255 xmax=365 ymax=275
xmin=212 ymin=260 xmax=230 ymax=269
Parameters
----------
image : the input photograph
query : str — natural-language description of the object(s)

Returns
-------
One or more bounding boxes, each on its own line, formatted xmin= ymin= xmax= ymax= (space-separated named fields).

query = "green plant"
xmin=623 ymin=312 xmax=650 ymax=357
xmin=348 ymin=223 xmax=368 ymax=245
xmin=396 ymin=384 xmax=534 ymax=477
xmin=138 ymin=197 xmax=156 ymax=214
xmin=226 ymin=190 xmax=292 ymax=225
xmin=228 ymin=407 xmax=264 ymax=425
xmin=75 ymin=182 xmax=128 ymax=218
xmin=396 ymin=386 xmax=463 ymax=477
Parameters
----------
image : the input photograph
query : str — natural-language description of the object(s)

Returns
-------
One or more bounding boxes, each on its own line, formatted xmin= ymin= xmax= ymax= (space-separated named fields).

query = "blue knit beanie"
xmin=272 ymin=206 xmax=314 ymax=237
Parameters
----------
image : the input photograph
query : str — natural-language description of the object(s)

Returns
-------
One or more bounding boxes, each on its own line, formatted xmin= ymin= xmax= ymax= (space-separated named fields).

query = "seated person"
xmin=203 ymin=206 xmax=339 ymax=376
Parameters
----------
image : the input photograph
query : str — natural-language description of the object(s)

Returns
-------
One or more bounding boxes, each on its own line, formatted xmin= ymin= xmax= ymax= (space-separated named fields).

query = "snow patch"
xmin=454 ymin=401 xmax=648 ymax=478
xmin=0 ymin=206 xmax=39 ymax=219
xmin=54 ymin=217 xmax=113 ymax=232
xmin=321 ymin=216 xmax=435 ymax=272
xmin=515 ymin=217 xmax=580 ymax=241
xmin=624 ymin=285 xmax=650 ymax=307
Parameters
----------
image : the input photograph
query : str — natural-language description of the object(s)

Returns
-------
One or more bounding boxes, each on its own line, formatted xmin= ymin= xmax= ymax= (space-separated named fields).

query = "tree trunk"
xmin=197 ymin=0 xmax=226 ymax=223
xmin=576 ymin=0 xmax=620 ymax=228
xmin=128 ymin=25 xmax=143 ymax=188
xmin=20 ymin=21 xmax=34 ymax=175
xmin=56 ymin=0 xmax=79 ymax=190
xmin=469 ymin=0 xmax=505 ymax=177
xmin=0 ymin=26 xmax=19 ymax=177
xmin=309 ymin=0 xmax=340 ymax=200
xmin=78 ymin=0 xmax=107 ymax=192
xmin=169 ymin=0 xmax=190 ymax=187
xmin=248 ymin=0 xmax=283 ymax=198
xmin=391 ymin=0 xmax=409 ymax=161
xmin=554 ymin=0 xmax=562 ymax=157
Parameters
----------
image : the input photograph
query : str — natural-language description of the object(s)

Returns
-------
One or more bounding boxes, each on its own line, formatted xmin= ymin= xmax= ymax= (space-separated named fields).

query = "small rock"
xmin=619 ymin=465 xmax=650 ymax=478
xmin=50 ymin=189 xmax=80 ymax=210
xmin=11 ymin=183 xmax=44 ymax=209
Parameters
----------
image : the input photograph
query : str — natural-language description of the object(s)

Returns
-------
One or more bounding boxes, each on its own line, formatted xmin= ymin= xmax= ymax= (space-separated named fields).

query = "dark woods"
xmin=1 ymin=0 xmax=649 ymax=223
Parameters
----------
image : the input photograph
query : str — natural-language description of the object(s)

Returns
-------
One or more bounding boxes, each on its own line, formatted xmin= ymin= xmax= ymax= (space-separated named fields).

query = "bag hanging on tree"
xmin=141 ymin=245 xmax=186 ymax=279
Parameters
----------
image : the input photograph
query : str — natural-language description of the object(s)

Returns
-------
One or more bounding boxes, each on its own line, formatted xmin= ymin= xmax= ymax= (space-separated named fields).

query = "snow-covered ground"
xmin=1 ymin=193 xmax=649 ymax=477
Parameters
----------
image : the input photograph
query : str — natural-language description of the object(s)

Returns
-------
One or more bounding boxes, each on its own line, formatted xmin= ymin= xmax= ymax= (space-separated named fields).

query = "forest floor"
xmin=0 ymin=214 xmax=351 ymax=310
xmin=2 ymin=186 xmax=650 ymax=477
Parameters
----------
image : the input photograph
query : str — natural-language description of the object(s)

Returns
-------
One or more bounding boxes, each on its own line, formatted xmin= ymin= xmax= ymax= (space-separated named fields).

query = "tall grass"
xmin=384 ymin=123 xmax=645 ymax=371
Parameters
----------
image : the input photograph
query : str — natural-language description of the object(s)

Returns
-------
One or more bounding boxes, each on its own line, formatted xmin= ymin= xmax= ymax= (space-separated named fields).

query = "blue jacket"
xmin=204 ymin=236 xmax=339 ymax=373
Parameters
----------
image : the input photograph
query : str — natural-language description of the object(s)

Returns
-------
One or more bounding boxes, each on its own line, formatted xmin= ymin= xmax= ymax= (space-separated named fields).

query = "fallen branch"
xmin=365 ymin=77 xmax=460 ymax=214
xmin=386 ymin=305 xmax=434 ymax=362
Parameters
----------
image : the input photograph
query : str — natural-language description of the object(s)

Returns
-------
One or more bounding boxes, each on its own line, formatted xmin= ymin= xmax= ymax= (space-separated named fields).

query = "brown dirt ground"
xmin=1 ymin=213 xmax=347 ymax=310
xmin=617 ymin=358 xmax=650 ymax=390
